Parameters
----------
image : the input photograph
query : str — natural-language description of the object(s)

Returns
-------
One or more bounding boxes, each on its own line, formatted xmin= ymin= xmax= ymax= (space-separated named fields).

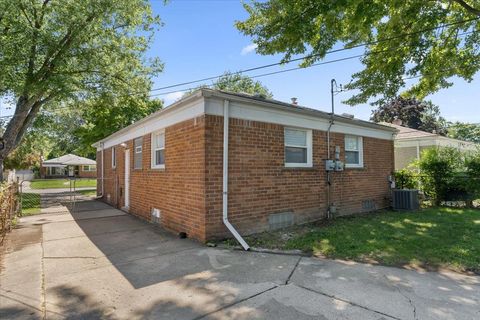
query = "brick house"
xmin=93 ymin=89 xmax=396 ymax=246
xmin=40 ymin=154 xmax=97 ymax=179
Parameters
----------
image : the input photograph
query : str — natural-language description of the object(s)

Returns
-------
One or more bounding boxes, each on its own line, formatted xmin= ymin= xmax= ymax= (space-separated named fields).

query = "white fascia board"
xmin=436 ymin=136 xmax=478 ymax=150
xmin=396 ymin=136 xmax=478 ymax=150
xmin=205 ymin=97 xmax=394 ymax=140
xmin=395 ymin=138 xmax=437 ymax=148
xmin=96 ymin=98 xmax=206 ymax=150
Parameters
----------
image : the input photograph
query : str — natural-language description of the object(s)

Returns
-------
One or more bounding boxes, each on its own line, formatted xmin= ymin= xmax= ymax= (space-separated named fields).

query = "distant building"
xmin=40 ymin=154 xmax=96 ymax=178
xmin=381 ymin=122 xmax=478 ymax=170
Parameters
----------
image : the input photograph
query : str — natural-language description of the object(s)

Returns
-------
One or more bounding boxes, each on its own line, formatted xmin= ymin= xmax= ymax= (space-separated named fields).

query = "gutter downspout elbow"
xmin=222 ymin=99 xmax=250 ymax=251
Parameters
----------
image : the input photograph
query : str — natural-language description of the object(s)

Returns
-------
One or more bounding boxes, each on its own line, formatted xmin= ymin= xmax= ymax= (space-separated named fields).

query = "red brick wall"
xmin=97 ymin=114 xmax=394 ymax=242
xmin=98 ymin=116 xmax=208 ymax=241
xmin=204 ymin=115 xmax=394 ymax=240
xmin=78 ymin=166 xmax=96 ymax=178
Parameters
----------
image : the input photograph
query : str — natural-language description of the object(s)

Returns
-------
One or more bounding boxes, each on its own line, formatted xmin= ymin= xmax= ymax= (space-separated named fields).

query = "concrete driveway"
xmin=1 ymin=200 xmax=479 ymax=320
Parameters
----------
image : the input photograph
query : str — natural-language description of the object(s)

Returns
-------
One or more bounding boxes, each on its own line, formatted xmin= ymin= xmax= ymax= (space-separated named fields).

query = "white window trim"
xmin=83 ymin=165 xmax=96 ymax=172
xmin=345 ymin=135 xmax=364 ymax=168
xmin=284 ymin=127 xmax=313 ymax=168
xmin=151 ymin=130 xmax=165 ymax=169
xmin=111 ymin=147 xmax=116 ymax=169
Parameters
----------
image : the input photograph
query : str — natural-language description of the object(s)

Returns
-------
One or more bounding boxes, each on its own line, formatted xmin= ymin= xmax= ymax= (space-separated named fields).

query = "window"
xmin=83 ymin=165 xmax=96 ymax=172
xmin=112 ymin=147 xmax=116 ymax=168
xmin=151 ymin=131 xmax=165 ymax=169
xmin=134 ymin=137 xmax=143 ymax=169
xmin=284 ymin=128 xmax=312 ymax=167
xmin=345 ymin=135 xmax=363 ymax=168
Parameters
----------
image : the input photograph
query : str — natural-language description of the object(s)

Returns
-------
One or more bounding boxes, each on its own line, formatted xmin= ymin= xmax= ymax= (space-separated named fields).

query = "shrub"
xmin=412 ymin=147 xmax=480 ymax=206
xmin=465 ymin=152 xmax=480 ymax=205
xmin=417 ymin=147 xmax=462 ymax=205
xmin=394 ymin=169 xmax=418 ymax=189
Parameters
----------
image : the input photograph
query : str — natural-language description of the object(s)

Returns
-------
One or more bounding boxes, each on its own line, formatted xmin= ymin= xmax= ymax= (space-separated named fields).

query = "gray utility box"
xmin=392 ymin=189 xmax=420 ymax=210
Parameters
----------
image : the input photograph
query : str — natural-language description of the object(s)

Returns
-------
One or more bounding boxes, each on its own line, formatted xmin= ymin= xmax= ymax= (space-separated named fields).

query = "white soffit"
xmin=96 ymin=99 xmax=205 ymax=150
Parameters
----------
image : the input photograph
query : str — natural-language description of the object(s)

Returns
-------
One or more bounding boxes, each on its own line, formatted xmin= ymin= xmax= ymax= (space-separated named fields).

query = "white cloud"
xmin=241 ymin=43 xmax=258 ymax=55
xmin=163 ymin=91 xmax=185 ymax=105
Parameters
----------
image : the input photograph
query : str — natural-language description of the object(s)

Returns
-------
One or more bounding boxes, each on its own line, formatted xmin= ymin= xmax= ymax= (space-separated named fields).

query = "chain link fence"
xmin=19 ymin=178 xmax=98 ymax=215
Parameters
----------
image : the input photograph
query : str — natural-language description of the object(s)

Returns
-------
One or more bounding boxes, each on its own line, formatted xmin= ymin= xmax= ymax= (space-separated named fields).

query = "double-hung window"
xmin=134 ymin=137 xmax=143 ymax=169
xmin=111 ymin=147 xmax=116 ymax=169
xmin=345 ymin=135 xmax=363 ymax=168
xmin=151 ymin=130 xmax=165 ymax=169
xmin=284 ymin=128 xmax=313 ymax=167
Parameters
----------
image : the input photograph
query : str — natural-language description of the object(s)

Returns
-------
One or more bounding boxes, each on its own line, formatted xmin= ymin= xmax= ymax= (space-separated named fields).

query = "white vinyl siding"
xmin=284 ymin=128 xmax=312 ymax=167
xmin=151 ymin=130 xmax=165 ymax=169
xmin=345 ymin=135 xmax=364 ymax=168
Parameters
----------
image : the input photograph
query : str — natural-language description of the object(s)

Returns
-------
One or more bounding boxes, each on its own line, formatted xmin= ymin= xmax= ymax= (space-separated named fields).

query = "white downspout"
xmin=223 ymin=100 xmax=250 ymax=251
xmin=100 ymin=142 xmax=105 ymax=197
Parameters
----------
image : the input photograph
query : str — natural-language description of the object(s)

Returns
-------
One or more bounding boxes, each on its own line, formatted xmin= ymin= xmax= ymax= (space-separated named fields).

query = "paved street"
xmin=1 ymin=200 xmax=479 ymax=320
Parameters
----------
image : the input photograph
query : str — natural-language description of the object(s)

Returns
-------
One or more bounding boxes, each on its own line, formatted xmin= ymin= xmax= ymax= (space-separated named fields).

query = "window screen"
xmin=152 ymin=131 xmax=165 ymax=168
xmin=134 ymin=137 xmax=143 ymax=169
xmin=284 ymin=128 xmax=311 ymax=166
xmin=345 ymin=135 xmax=363 ymax=167
xmin=112 ymin=147 xmax=116 ymax=168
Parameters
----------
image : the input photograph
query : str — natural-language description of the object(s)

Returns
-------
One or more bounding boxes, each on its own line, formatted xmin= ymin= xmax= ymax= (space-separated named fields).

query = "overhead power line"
xmin=148 ymin=17 xmax=479 ymax=93
xmin=0 ymin=18 xmax=477 ymax=120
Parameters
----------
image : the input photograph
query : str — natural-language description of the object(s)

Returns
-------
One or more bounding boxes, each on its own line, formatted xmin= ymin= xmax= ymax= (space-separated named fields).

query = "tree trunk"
xmin=0 ymin=158 xmax=4 ymax=182
xmin=0 ymin=96 xmax=46 ymax=171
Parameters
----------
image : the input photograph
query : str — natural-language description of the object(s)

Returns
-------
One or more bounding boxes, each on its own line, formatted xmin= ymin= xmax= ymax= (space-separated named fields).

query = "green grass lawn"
xmin=236 ymin=207 xmax=480 ymax=274
xmin=21 ymin=193 xmax=41 ymax=215
xmin=77 ymin=189 xmax=97 ymax=196
xmin=30 ymin=179 xmax=97 ymax=189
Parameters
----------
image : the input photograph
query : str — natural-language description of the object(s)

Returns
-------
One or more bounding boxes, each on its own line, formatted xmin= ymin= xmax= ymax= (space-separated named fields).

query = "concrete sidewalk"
xmin=1 ymin=200 xmax=479 ymax=320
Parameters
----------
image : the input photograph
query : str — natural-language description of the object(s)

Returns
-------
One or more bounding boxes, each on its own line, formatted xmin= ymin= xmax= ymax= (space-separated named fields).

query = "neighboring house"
xmin=381 ymin=122 xmax=478 ymax=170
xmin=93 ymin=89 xmax=396 ymax=243
xmin=40 ymin=154 xmax=97 ymax=178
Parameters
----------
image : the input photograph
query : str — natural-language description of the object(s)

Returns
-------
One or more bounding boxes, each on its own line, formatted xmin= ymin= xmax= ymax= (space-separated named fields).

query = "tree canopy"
xmin=74 ymin=95 xmax=162 ymax=157
xmin=187 ymin=72 xmax=273 ymax=98
xmin=236 ymin=1 xmax=480 ymax=106
xmin=0 ymin=0 xmax=162 ymax=175
xmin=371 ymin=97 xmax=447 ymax=135
xmin=447 ymin=122 xmax=480 ymax=143
xmin=211 ymin=72 xmax=273 ymax=98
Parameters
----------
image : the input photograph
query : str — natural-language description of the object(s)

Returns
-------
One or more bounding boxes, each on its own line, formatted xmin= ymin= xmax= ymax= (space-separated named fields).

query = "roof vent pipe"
xmin=222 ymin=100 xmax=250 ymax=251
xmin=392 ymin=118 xmax=403 ymax=126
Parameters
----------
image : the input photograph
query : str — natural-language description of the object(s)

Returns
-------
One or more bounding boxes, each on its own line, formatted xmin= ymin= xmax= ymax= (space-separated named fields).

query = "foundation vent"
xmin=362 ymin=199 xmax=376 ymax=212
xmin=151 ymin=208 xmax=161 ymax=224
xmin=268 ymin=212 xmax=294 ymax=231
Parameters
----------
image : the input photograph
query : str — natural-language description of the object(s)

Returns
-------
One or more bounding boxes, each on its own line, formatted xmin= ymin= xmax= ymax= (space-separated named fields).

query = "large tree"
xmin=74 ymin=94 xmax=163 ymax=157
xmin=371 ymin=97 xmax=447 ymax=134
xmin=236 ymin=1 xmax=480 ymax=106
xmin=211 ymin=72 xmax=273 ymax=98
xmin=187 ymin=72 xmax=273 ymax=98
xmin=0 ymin=0 xmax=162 ymax=178
xmin=447 ymin=122 xmax=480 ymax=143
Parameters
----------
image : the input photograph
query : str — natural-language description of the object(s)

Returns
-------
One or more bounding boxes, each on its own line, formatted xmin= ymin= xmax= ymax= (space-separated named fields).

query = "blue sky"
xmin=1 ymin=0 xmax=478 ymax=123
xmin=150 ymin=0 xmax=479 ymax=123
